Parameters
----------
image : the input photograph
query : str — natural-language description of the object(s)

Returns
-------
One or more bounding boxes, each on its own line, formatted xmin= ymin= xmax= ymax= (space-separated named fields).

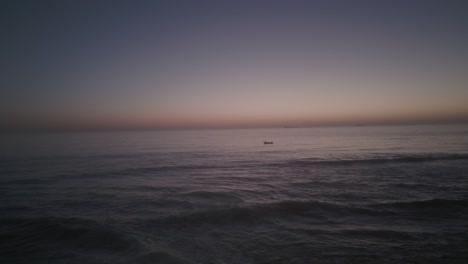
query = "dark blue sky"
xmin=1 ymin=0 xmax=468 ymax=130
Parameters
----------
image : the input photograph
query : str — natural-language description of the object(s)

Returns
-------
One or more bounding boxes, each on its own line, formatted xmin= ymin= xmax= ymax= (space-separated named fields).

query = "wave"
xmin=301 ymin=228 xmax=423 ymax=241
xmin=0 ymin=217 xmax=140 ymax=254
xmin=289 ymin=180 xmax=370 ymax=189
xmin=104 ymin=185 xmax=182 ymax=193
xmin=135 ymin=251 xmax=192 ymax=264
xmin=288 ymin=153 xmax=468 ymax=167
xmin=375 ymin=198 xmax=468 ymax=210
xmin=0 ymin=205 xmax=32 ymax=211
xmin=181 ymin=191 xmax=244 ymax=203
xmin=68 ymin=164 xmax=231 ymax=179
xmin=157 ymin=200 xmax=383 ymax=226
xmin=339 ymin=228 xmax=425 ymax=240
xmin=155 ymin=198 xmax=468 ymax=227
xmin=2 ymin=178 xmax=58 ymax=185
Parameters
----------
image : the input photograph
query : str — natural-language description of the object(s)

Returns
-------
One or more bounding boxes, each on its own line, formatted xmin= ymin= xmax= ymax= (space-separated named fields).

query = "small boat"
xmin=263 ymin=141 xmax=273 ymax=144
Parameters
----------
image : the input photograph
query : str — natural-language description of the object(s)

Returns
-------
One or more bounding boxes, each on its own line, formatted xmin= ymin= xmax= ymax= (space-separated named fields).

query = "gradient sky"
xmin=1 ymin=0 xmax=468 ymax=130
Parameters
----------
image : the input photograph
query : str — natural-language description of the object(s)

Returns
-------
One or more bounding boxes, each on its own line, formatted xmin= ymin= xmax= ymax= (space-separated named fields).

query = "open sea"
xmin=1 ymin=125 xmax=468 ymax=264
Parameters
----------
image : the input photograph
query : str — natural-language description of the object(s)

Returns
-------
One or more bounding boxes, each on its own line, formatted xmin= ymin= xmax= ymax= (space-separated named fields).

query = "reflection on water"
xmin=1 ymin=125 xmax=468 ymax=263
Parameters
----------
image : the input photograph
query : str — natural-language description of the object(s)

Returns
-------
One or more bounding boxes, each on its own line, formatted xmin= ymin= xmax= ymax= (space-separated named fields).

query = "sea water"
xmin=1 ymin=125 xmax=467 ymax=263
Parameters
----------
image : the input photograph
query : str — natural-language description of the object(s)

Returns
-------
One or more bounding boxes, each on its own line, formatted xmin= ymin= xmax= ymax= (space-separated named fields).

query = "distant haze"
xmin=1 ymin=0 xmax=468 ymax=131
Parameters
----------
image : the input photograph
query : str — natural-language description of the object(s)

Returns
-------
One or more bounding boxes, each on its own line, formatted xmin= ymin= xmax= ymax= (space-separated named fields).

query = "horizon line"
xmin=1 ymin=120 xmax=467 ymax=134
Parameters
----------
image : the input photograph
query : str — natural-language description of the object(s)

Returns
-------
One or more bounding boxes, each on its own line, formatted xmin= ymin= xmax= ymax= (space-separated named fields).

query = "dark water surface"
xmin=1 ymin=125 xmax=468 ymax=263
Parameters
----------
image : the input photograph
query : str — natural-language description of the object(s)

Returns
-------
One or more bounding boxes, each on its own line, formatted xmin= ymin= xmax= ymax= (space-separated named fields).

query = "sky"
xmin=1 ymin=0 xmax=468 ymax=131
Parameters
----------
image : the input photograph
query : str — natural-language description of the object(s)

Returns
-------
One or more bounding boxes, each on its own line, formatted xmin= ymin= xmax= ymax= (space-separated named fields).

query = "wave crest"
xmin=288 ymin=153 xmax=468 ymax=167
xmin=158 ymin=200 xmax=380 ymax=226
xmin=377 ymin=198 xmax=468 ymax=209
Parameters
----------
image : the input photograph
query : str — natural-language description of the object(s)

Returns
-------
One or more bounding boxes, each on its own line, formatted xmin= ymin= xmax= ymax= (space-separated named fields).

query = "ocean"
xmin=1 ymin=125 xmax=467 ymax=263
